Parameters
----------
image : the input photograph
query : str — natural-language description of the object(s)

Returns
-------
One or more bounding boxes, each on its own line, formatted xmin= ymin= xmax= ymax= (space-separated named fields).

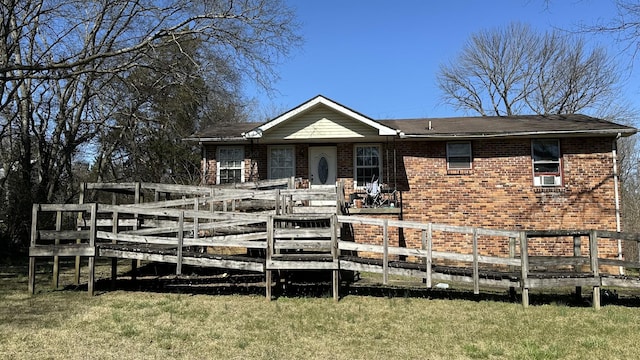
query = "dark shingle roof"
xmin=378 ymin=114 xmax=636 ymax=138
xmin=186 ymin=114 xmax=636 ymax=142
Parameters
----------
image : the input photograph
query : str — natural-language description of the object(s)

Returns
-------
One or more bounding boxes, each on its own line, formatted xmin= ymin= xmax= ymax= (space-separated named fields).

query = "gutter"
xmin=183 ymin=136 xmax=248 ymax=142
xmin=398 ymin=129 xmax=636 ymax=139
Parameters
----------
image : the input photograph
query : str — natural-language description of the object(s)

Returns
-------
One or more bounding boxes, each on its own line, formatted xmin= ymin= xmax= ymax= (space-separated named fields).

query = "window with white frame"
xmin=532 ymin=139 xmax=562 ymax=186
xmin=354 ymin=144 xmax=381 ymax=187
xmin=268 ymin=145 xmax=295 ymax=179
xmin=446 ymin=142 xmax=472 ymax=169
xmin=217 ymin=146 xmax=244 ymax=184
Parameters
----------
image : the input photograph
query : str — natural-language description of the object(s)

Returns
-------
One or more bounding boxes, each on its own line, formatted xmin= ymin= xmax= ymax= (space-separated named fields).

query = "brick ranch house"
xmin=187 ymin=95 xmax=637 ymax=263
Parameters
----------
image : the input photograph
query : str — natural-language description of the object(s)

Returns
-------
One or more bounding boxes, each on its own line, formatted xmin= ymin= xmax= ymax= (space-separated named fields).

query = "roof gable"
xmin=243 ymin=95 xmax=397 ymax=138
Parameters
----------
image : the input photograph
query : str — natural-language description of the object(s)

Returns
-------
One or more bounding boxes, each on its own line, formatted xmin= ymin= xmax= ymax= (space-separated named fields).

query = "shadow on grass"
xmin=59 ymin=263 xmax=640 ymax=308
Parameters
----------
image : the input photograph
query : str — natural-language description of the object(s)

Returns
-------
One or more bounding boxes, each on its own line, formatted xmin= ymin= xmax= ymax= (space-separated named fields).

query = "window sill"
xmin=533 ymin=186 xmax=567 ymax=193
xmin=447 ymin=169 xmax=473 ymax=175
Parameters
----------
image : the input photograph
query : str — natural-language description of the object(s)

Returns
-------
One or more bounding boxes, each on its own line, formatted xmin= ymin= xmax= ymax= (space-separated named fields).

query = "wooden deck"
xmin=27 ymin=181 xmax=640 ymax=309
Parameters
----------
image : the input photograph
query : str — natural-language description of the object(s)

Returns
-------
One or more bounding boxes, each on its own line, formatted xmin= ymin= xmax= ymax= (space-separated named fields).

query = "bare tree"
xmin=0 ymin=0 xmax=301 ymax=247
xmin=437 ymin=22 xmax=618 ymax=116
xmin=578 ymin=0 xmax=640 ymax=60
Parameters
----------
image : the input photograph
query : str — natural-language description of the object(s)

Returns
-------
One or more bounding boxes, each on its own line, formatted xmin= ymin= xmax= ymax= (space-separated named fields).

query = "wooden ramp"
xmin=27 ymin=181 xmax=640 ymax=309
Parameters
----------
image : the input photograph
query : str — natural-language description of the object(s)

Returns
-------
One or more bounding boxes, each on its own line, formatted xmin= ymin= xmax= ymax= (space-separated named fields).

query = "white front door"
xmin=309 ymin=146 xmax=337 ymax=204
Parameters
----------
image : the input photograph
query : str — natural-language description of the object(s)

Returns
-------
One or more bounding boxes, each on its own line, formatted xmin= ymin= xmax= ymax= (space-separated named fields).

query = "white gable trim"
xmin=243 ymin=95 xmax=398 ymax=138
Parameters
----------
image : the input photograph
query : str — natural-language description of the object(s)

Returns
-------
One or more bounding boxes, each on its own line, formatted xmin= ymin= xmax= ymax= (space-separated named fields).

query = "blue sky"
xmin=247 ymin=0 xmax=637 ymax=120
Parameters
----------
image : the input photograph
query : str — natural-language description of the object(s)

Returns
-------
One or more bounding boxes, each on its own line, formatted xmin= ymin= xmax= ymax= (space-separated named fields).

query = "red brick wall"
xmin=203 ymin=137 xmax=621 ymax=259
xmin=393 ymin=137 xmax=618 ymax=259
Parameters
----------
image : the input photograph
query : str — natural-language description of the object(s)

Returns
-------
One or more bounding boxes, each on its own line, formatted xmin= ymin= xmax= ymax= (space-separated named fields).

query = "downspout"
xmin=201 ymin=143 xmax=207 ymax=185
xmin=386 ymin=137 xmax=390 ymax=185
xmin=613 ymin=133 xmax=623 ymax=274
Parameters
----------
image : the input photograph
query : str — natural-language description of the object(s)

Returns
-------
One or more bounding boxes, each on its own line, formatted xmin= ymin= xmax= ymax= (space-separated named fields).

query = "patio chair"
xmin=365 ymin=176 xmax=382 ymax=207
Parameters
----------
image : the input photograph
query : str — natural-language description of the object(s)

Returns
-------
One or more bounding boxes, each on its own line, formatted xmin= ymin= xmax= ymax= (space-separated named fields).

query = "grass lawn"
xmin=3 ymin=257 xmax=640 ymax=359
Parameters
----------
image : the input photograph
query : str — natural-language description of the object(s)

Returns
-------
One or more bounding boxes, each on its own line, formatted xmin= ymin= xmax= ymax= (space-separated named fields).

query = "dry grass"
xmin=3 ymin=259 xmax=640 ymax=359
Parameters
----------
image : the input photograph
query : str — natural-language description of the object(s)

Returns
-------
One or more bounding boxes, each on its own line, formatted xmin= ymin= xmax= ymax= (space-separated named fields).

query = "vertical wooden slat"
xmin=75 ymin=183 xmax=85 ymax=285
xmin=335 ymin=180 xmax=344 ymax=214
xmin=193 ymin=198 xmax=199 ymax=241
xmin=266 ymin=215 xmax=274 ymax=300
xmin=426 ymin=224 xmax=433 ymax=288
xmin=508 ymin=236 xmax=516 ymax=297
xmin=52 ymin=210 xmax=62 ymax=289
xmin=520 ymin=231 xmax=529 ymax=308
xmin=28 ymin=204 xmax=40 ymax=295
xmin=133 ymin=183 xmax=141 ymax=272
xmin=382 ymin=219 xmax=389 ymax=285
xmin=275 ymin=189 xmax=281 ymax=216
xmin=573 ymin=235 xmax=582 ymax=300
xmin=176 ymin=211 xmax=184 ymax=275
xmin=331 ymin=214 xmax=339 ymax=301
xmin=421 ymin=228 xmax=427 ymax=284
xmin=508 ymin=237 xmax=516 ymax=270
xmin=110 ymin=194 xmax=119 ymax=289
xmin=87 ymin=203 xmax=97 ymax=296
xmin=590 ymin=230 xmax=600 ymax=310
xmin=472 ymin=228 xmax=479 ymax=295
xmin=110 ymin=210 xmax=119 ymax=289
xmin=134 ymin=182 xmax=141 ymax=204
xmin=210 ymin=189 xmax=215 ymax=212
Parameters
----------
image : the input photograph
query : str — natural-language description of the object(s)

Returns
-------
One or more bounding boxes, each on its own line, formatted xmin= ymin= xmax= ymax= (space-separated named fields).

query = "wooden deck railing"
xmin=27 ymin=182 xmax=640 ymax=309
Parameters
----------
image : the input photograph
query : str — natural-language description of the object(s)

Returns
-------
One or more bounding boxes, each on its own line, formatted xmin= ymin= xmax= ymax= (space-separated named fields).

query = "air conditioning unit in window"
xmin=540 ymin=175 xmax=560 ymax=186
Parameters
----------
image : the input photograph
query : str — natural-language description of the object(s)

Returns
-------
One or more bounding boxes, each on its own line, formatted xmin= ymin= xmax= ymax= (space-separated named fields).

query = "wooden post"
xmin=133 ymin=182 xmax=141 ymax=274
xmin=336 ymin=180 xmax=344 ymax=214
xmin=111 ymin=210 xmax=119 ymax=289
xmin=193 ymin=198 xmax=199 ymax=241
xmin=520 ymin=231 xmax=529 ymax=308
xmin=590 ymin=230 xmax=601 ymax=310
xmin=287 ymin=195 xmax=293 ymax=215
xmin=75 ymin=183 xmax=85 ymax=285
xmin=210 ymin=189 xmax=215 ymax=212
xmin=87 ymin=203 xmax=97 ymax=296
xmin=52 ymin=210 xmax=62 ymax=289
xmin=426 ymin=224 xmax=433 ymax=288
xmin=382 ymin=219 xmax=389 ymax=285
xmin=331 ymin=214 xmax=339 ymax=301
xmin=176 ymin=211 xmax=184 ymax=275
xmin=134 ymin=182 xmax=142 ymax=205
xmin=508 ymin=236 xmax=516 ymax=297
xmin=421 ymin=228 xmax=428 ymax=286
xmin=266 ymin=215 xmax=274 ymax=300
xmin=573 ymin=235 xmax=582 ymax=300
xmin=472 ymin=228 xmax=479 ymax=295
xmin=508 ymin=237 xmax=516 ymax=269
xmin=28 ymin=204 xmax=40 ymax=295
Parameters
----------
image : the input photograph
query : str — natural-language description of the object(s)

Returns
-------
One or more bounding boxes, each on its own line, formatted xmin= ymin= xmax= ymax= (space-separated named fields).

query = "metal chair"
xmin=365 ymin=177 xmax=382 ymax=207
